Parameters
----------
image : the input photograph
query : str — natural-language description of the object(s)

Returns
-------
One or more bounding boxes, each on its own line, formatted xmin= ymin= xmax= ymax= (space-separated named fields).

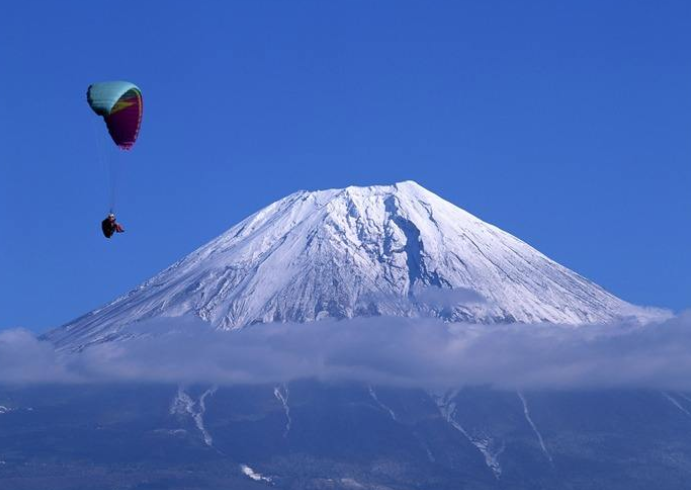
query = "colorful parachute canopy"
xmin=87 ymin=81 xmax=143 ymax=150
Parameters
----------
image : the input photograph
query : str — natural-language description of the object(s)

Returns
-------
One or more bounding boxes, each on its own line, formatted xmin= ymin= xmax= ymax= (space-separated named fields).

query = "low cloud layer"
xmin=2 ymin=312 xmax=691 ymax=390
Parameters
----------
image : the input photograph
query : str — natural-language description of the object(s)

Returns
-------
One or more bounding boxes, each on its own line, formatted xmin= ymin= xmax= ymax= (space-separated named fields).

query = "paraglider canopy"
xmin=87 ymin=81 xmax=143 ymax=150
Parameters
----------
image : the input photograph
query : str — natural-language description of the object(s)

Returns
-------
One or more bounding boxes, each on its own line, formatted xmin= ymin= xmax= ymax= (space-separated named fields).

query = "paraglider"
xmin=87 ymin=81 xmax=143 ymax=238
xmin=87 ymin=81 xmax=143 ymax=150
xmin=101 ymin=213 xmax=125 ymax=238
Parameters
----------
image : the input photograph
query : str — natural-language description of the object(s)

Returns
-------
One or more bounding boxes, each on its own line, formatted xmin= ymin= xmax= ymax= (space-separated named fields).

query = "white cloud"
xmin=2 ymin=312 xmax=691 ymax=390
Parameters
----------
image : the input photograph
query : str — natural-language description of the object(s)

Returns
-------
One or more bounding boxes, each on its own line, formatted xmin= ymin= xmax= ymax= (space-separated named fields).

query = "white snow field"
xmin=47 ymin=181 xmax=664 ymax=350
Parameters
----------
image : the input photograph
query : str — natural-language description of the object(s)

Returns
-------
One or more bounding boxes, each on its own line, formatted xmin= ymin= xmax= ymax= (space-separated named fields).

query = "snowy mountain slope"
xmin=47 ymin=181 xmax=662 ymax=349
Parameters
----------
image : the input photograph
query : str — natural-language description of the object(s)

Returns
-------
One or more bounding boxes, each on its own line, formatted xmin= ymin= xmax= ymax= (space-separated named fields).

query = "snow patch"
xmin=170 ymin=385 xmax=217 ymax=447
xmin=431 ymin=390 xmax=504 ymax=479
xmin=662 ymin=392 xmax=691 ymax=418
xmin=153 ymin=428 xmax=188 ymax=436
xmin=241 ymin=464 xmax=272 ymax=483
xmin=420 ymin=440 xmax=436 ymax=463
xmin=339 ymin=478 xmax=365 ymax=489
xmin=517 ymin=392 xmax=553 ymax=466
xmin=368 ymin=385 xmax=397 ymax=421
xmin=273 ymin=384 xmax=291 ymax=438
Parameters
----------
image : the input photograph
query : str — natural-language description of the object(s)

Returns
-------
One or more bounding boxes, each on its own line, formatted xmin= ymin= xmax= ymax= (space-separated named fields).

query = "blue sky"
xmin=1 ymin=0 xmax=689 ymax=331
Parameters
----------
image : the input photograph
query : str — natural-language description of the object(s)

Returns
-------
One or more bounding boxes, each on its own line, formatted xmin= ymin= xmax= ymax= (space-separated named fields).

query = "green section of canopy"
xmin=87 ymin=81 xmax=141 ymax=116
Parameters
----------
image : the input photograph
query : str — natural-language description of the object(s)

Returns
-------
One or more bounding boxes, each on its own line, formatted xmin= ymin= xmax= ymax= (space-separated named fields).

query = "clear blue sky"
xmin=1 ymin=0 xmax=689 ymax=331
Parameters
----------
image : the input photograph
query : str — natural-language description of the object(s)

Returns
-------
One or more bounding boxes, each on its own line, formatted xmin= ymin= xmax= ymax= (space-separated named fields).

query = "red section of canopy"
xmin=104 ymin=90 xmax=143 ymax=150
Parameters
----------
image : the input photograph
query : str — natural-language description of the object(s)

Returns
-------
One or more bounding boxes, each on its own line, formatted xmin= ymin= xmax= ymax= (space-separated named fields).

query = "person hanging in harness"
xmin=101 ymin=213 xmax=125 ymax=238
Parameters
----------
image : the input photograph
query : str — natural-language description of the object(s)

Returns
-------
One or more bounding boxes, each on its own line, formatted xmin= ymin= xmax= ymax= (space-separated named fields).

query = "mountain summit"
xmin=49 ymin=181 xmax=657 ymax=349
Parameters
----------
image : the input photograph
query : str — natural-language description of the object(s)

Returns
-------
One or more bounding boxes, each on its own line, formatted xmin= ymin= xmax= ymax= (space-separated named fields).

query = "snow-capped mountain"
xmin=47 ymin=181 xmax=659 ymax=349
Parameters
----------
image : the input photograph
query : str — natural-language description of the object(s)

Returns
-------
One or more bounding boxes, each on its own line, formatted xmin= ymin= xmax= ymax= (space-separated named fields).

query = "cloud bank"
xmin=2 ymin=312 xmax=691 ymax=390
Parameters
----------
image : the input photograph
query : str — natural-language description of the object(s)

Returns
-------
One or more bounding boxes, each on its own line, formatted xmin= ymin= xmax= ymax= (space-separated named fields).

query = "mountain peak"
xmin=47 ymin=181 xmax=663 ymax=350
xmin=393 ymin=179 xmax=426 ymax=191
